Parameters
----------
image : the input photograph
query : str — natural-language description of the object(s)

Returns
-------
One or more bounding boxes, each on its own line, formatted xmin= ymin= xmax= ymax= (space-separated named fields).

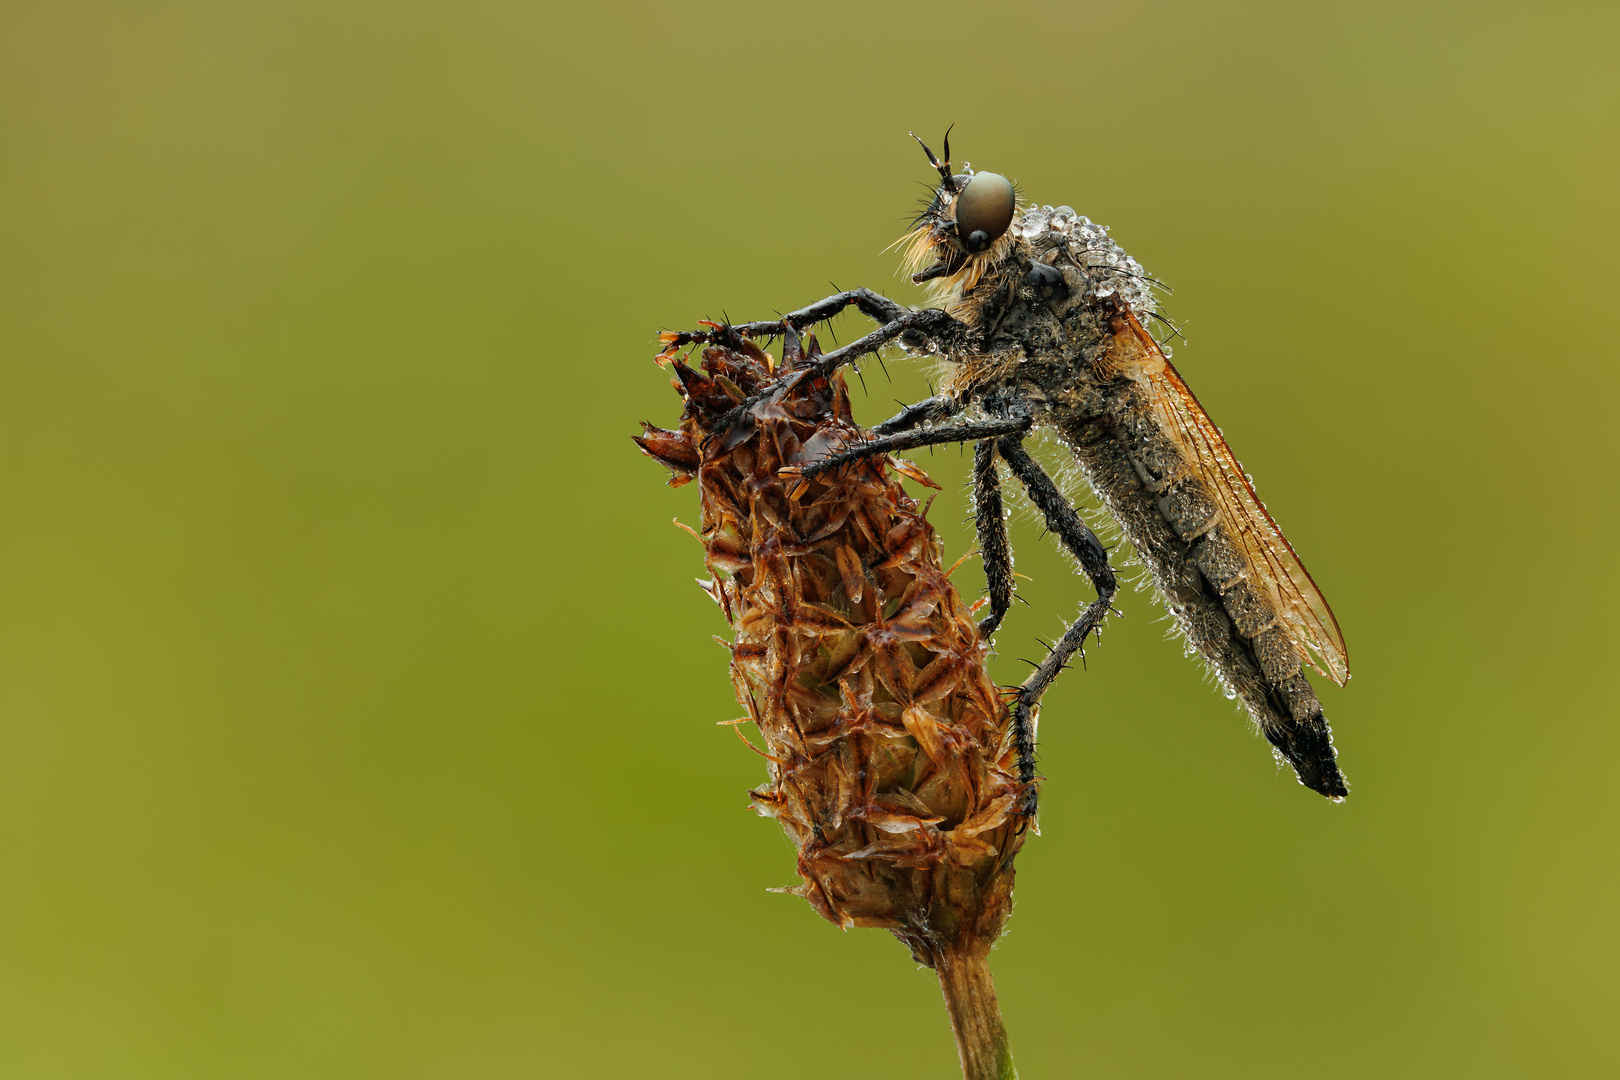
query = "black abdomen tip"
xmin=1266 ymin=713 xmax=1349 ymax=799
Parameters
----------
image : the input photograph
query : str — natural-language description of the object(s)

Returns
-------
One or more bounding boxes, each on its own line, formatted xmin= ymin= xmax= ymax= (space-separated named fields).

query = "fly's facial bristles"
xmin=898 ymin=231 xmax=1023 ymax=310
xmin=939 ymin=229 xmax=1018 ymax=298
xmin=894 ymin=184 xmax=1026 ymax=304
xmin=890 ymin=227 xmax=934 ymax=277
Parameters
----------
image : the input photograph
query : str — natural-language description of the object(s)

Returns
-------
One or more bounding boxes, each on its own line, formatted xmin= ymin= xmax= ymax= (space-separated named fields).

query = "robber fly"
xmin=659 ymin=131 xmax=1349 ymax=807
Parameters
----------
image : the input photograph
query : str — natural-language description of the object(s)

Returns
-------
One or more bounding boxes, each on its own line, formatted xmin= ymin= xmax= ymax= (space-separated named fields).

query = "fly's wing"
xmin=1119 ymin=308 xmax=1350 ymax=686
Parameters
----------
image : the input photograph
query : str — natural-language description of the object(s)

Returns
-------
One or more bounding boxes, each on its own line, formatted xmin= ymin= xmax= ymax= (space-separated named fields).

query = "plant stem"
xmin=935 ymin=944 xmax=1017 ymax=1080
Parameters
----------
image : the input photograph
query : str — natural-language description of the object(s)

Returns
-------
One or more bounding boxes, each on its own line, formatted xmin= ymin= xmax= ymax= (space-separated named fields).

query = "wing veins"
xmin=1126 ymin=314 xmax=1349 ymax=685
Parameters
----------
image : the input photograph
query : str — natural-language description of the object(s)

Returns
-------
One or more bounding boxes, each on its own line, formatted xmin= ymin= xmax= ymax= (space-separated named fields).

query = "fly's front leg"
xmin=996 ymin=436 xmax=1118 ymax=816
xmin=658 ymin=288 xmax=909 ymax=353
xmin=687 ymin=308 xmax=963 ymax=451
xmin=659 ymin=288 xmax=967 ymax=450
xmin=798 ymin=307 xmax=958 ymax=383
xmin=776 ymin=287 xmax=909 ymax=334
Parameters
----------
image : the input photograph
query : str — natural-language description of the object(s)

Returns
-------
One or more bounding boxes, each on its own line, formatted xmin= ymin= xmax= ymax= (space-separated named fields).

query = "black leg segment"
xmin=973 ymin=439 xmax=1014 ymax=640
xmin=766 ymin=288 xmax=910 ymax=336
xmin=872 ymin=395 xmax=957 ymax=437
xmin=662 ymin=288 xmax=910 ymax=350
xmin=660 ymin=291 xmax=967 ymax=451
xmin=995 ymin=436 xmax=1119 ymax=815
xmin=799 ymin=414 xmax=1032 ymax=481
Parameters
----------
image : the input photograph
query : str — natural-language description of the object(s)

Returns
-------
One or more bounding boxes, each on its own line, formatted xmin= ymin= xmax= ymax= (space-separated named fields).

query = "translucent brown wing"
xmin=1121 ymin=309 xmax=1350 ymax=686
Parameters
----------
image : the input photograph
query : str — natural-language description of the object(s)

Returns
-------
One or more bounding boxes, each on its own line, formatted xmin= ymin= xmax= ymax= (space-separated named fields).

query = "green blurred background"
xmin=2 ymin=0 xmax=1616 ymax=1076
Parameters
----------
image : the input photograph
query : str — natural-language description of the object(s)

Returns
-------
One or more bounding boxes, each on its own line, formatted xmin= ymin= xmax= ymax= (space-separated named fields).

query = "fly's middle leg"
xmin=871 ymin=395 xmax=956 ymax=437
xmin=796 ymin=414 xmax=1032 ymax=481
xmin=995 ymin=436 xmax=1118 ymax=816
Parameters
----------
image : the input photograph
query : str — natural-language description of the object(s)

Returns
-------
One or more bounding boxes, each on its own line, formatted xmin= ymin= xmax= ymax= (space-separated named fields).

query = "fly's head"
xmin=899 ymin=129 xmax=1020 ymax=301
xmin=896 ymin=132 xmax=1163 ymax=380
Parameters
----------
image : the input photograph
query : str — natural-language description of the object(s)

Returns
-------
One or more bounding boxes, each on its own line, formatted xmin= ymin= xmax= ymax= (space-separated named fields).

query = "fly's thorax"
xmin=933 ymin=205 xmax=1158 ymax=421
xmin=1010 ymin=205 xmax=1157 ymax=313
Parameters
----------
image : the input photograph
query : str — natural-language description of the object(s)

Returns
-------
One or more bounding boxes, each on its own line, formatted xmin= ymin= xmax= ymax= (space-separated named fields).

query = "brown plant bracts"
xmin=637 ymin=322 xmax=1023 ymax=1080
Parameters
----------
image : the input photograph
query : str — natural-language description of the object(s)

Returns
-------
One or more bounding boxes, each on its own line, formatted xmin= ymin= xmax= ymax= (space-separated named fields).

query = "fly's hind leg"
xmin=996 ymin=436 xmax=1118 ymax=816
xmin=973 ymin=438 xmax=1014 ymax=640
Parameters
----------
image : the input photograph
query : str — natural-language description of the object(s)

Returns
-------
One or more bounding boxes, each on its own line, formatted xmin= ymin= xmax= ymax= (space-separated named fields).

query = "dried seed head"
xmin=637 ymin=324 xmax=1029 ymax=969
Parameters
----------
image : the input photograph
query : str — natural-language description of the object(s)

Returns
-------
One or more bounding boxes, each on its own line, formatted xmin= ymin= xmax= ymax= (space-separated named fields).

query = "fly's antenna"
xmin=910 ymin=127 xmax=953 ymax=186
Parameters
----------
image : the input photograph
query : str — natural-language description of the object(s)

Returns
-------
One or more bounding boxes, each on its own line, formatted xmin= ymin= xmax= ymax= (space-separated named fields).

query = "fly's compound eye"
xmin=1025 ymin=261 xmax=1068 ymax=301
xmin=955 ymin=171 xmax=1015 ymax=253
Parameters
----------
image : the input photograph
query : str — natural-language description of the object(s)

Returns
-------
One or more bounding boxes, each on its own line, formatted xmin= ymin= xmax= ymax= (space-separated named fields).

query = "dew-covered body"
xmin=921 ymin=203 xmax=1349 ymax=797
xmin=657 ymin=135 xmax=1349 ymax=803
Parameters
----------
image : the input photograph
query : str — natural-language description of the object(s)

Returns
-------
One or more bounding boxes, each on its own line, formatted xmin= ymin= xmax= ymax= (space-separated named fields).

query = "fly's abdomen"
xmin=1060 ymin=413 xmax=1347 ymax=797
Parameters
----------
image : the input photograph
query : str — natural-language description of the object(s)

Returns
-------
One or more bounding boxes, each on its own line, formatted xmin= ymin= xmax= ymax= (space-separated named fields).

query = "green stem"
xmin=935 ymin=943 xmax=1017 ymax=1080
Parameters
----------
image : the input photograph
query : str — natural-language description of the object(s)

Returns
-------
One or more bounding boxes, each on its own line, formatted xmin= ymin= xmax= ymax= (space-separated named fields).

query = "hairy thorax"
xmin=932 ymin=204 xmax=1161 ymax=425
